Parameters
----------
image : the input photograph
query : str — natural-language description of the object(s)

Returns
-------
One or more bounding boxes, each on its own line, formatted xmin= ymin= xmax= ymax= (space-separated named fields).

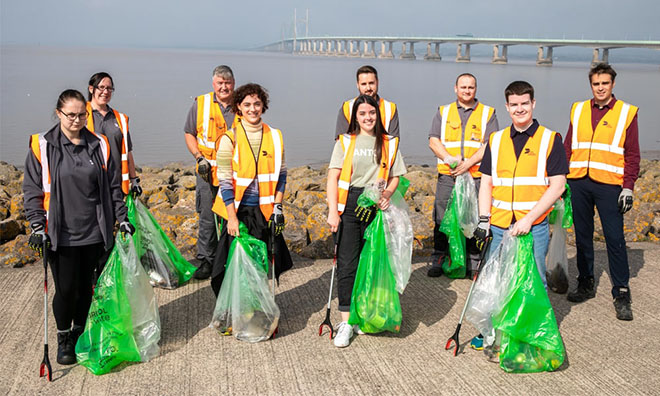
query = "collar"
xmin=213 ymin=93 xmax=232 ymax=111
xmin=509 ymin=119 xmax=539 ymax=138
xmin=58 ymin=126 xmax=89 ymax=147
xmin=591 ymin=95 xmax=616 ymax=110
xmin=455 ymin=98 xmax=479 ymax=111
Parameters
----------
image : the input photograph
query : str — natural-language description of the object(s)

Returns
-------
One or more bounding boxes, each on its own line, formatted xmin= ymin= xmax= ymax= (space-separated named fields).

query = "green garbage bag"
xmin=492 ymin=233 xmax=565 ymax=373
xmin=439 ymin=186 xmax=466 ymax=279
xmin=548 ymin=183 xmax=573 ymax=229
xmin=76 ymin=234 xmax=161 ymax=375
xmin=126 ymin=194 xmax=197 ymax=289
xmin=348 ymin=210 xmax=402 ymax=333
xmin=210 ymin=222 xmax=279 ymax=342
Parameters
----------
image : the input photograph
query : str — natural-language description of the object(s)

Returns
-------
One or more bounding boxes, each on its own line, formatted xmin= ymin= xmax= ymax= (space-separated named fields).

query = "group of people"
xmin=23 ymin=61 xmax=640 ymax=364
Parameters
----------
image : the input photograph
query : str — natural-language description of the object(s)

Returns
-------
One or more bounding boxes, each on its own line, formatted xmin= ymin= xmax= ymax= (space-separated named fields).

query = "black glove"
xmin=473 ymin=216 xmax=491 ymax=252
xmin=130 ymin=177 xmax=143 ymax=196
xmin=618 ymin=188 xmax=633 ymax=214
xmin=28 ymin=223 xmax=50 ymax=257
xmin=196 ymin=157 xmax=211 ymax=183
xmin=355 ymin=203 xmax=376 ymax=223
xmin=269 ymin=203 xmax=285 ymax=236
xmin=119 ymin=221 xmax=135 ymax=236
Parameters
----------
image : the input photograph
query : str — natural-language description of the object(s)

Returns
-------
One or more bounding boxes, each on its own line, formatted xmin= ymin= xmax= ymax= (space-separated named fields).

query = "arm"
xmin=387 ymin=108 xmax=400 ymax=138
xmin=510 ymin=175 xmax=566 ymax=236
xmin=326 ymin=168 xmax=341 ymax=233
xmin=127 ymin=151 xmax=137 ymax=178
xmin=335 ymin=106 xmax=349 ymax=140
xmin=106 ymin=146 xmax=129 ymax=224
xmin=22 ymin=147 xmax=47 ymax=227
xmin=185 ymin=133 xmax=201 ymax=159
xmin=478 ymin=174 xmax=493 ymax=219
xmin=563 ymin=121 xmax=573 ymax=163
xmin=622 ymin=113 xmax=640 ymax=190
xmin=378 ymin=176 xmax=399 ymax=210
xmin=184 ymin=100 xmax=202 ymax=159
xmin=429 ymin=137 xmax=461 ymax=166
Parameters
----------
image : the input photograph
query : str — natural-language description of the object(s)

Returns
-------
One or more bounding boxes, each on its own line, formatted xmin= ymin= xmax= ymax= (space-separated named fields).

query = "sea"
xmin=1 ymin=45 xmax=659 ymax=167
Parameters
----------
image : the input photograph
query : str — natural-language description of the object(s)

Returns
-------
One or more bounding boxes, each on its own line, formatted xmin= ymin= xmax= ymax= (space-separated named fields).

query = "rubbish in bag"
xmin=76 ymin=234 xmax=161 ymax=375
xmin=439 ymin=188 xmax=466 ymax=279
xmin=454 ymin=173 xmax=479 ymax=238
xmin=546 ymin=197 xmax=570 ymax=294
xmin=348 ymin=209 xmax=402 ymax=333
xmin=548 ymin=183 xmax=573 ymax=229
xmin=382 ymin=177 xmax=414 ymax=293
xmin=492 ymin=232 xmax=565 ymax=373
xmin=126 ymin=194 xmax=197 ymax=289
xmin=210 ymin=222 xmax=279 ymax=342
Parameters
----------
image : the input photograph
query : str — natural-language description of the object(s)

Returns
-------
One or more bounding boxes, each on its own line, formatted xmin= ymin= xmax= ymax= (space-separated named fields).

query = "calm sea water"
xmin=1 ymin=46 xmax=659 ymax=167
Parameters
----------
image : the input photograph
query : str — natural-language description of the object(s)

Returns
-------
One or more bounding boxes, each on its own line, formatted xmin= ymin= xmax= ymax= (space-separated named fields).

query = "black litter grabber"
xmin=39 ymin=238 xmax=52 ymax=382
xmin=445 ymin=237 xmax=491 ymax=356
xmin=319 ymin=228 xmax=341 ymax=339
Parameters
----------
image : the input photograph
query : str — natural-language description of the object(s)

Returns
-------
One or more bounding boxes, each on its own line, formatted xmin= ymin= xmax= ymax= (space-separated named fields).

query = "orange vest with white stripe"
xmin=489 ymin=126 xmax=557 ymax=229
xmin=342 ymin=97 xmax=396 ymax=132
xmin=86 ymin=102 xmax=130 ymax=194
xmin=567 ymin=99 xmax=638 ymax=186
xmin=436 ymin=102 xmax=494 ymax=178
xmin=29 ymin=131 xmax=111 ymax=229
xmin=211 ymin=122 xmax=284 ymax=220
xmin=336 ymin=134 xmax=399 ymax=215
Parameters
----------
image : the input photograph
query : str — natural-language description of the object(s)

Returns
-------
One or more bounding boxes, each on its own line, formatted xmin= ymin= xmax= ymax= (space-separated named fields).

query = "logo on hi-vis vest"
xmin=523 ymin=148 xmax=536 ymax=156
xmin=471 ymin=124 xmax=477 ymax=129
xmin=602 ymin=120 xmax=609 ymax=127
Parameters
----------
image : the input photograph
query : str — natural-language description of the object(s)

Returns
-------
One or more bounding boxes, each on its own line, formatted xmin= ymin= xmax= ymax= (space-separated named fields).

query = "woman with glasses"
xmin=87 ymin=72 xmax=141 ymax=197
xmin=23 ymin=89 xmax=134 ymax=365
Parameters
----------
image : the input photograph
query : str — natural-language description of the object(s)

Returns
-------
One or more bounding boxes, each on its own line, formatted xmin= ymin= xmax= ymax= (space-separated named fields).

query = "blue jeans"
xmin=488 ymin=220 xmax=550 ymax=288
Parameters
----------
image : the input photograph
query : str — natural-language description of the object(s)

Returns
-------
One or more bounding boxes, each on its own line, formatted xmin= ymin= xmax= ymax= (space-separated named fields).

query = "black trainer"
xmin=70 ymin=325 xmax=84 ymax=349
xmin=613 ymin=288 xmax=633 ymax=321
xmin=426 ymin=254 xmax=444 ymax=277
xmin=57 ymin=331 xmax=76 ymax=365
xmin=193 ymin=260 xmax=212 ymax=280
xmin=567 ymin=277 xmax=595 ymax=302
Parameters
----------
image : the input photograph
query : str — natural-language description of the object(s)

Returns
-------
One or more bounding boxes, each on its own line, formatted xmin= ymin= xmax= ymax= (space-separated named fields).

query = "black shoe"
xmin=426 ymin=254 xmax=444 ymax=277
xmin=193 ymin=260 xmax=212 ymax=280
xmin=70 ymin=325 xmax=84 ymax=349
xmin=567 ymin=277 xmax=595 ymax=302
xmin=427 ymin=266 xmax=443 ymax=277
xmin=57 ymin=331 xmax=76 ymax=365
xmin=613 ymin=288 xmax=633 ymax=321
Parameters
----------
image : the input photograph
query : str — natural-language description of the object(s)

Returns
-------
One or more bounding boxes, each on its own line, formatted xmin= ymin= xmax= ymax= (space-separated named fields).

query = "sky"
xmin=2 ymin=0 xmax=660 ymax=49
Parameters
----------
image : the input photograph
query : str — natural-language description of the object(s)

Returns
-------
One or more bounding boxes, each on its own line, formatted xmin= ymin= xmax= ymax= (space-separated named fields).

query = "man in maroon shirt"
xmin=563 ymin=63 xmax=640 ymax=321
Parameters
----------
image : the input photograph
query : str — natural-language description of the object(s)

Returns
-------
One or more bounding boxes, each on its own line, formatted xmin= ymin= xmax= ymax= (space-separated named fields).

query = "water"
xmin=2 ymin=45 xmax=659 ymax=167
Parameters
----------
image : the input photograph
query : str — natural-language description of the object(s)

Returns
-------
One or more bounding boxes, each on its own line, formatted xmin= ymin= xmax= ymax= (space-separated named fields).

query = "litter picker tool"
xmin=319 ymin=228 xmax=341 ymax=339
xmin=269 ymin=221 xmax=279 ymax=338
xmin=445 ymin=237 xmax=491 ymax=356
xmin=39 ymin=237 xmax=53 ymax=382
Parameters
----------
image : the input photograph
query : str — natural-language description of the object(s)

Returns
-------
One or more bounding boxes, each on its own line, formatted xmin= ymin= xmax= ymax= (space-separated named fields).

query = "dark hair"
xmin=455 ymin=73 xmax=477 ymax=86
xmin=356 ymin=65 xmax=378 ymax=81
xmin=589 ymin=63 xmax=617 ymax=83
xmin=231 ymin=83 xmax=269 ymax=116
xmin=56 ymin=89 xmax=86 ymax=111
xmin=504 ymin=81 xmax=534 ymax=102
xmin=346 ymin=94 xmax=387 ymax=165
xmin=87 ymin=72 xmax=114 ymax=101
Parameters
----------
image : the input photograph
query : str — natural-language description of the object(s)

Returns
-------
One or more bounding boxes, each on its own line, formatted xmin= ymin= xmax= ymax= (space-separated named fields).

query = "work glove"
xmin=444 ymin=155 xmax=461 ymax=169
xmin=618 ymin=188 xmax=633 ymax=214
xmin=119 ymin=221 xmax=135 ymax=236
xmin=269 ymin=203 xmax=285 ymax=236
xmin=196 ymin=157 xmax=211 ymax=183
xmin=130 ymin=177 xmax=142 ymax=196
xmin=355 ymin=203 xmax=377 ymax=223
xmin=473 ymin=216 xmax=491 ymax=251
xmin=28 ymin=223 xmax=50 ymax=257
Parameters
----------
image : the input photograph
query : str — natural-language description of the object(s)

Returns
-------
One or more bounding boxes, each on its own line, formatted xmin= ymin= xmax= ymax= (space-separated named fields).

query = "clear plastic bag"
xmin=210 ymin=222 xmax=280 ymax=343
xmin=455 ymin=173 xmax=479 ymax=238
xmin=546 ymin=201 xmax=569 ymax=294
xmin=382 ymin=178 xmax=413 ymax=293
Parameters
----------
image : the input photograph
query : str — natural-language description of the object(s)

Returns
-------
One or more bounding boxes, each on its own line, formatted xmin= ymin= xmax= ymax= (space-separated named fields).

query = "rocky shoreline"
xmin=1 ymin=160 xmax=659 ymax=268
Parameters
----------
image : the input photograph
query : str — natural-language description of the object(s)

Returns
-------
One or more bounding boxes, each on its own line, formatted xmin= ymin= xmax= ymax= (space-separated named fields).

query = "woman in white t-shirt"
xmin=326 ymin=94 xmax=406 ymax=348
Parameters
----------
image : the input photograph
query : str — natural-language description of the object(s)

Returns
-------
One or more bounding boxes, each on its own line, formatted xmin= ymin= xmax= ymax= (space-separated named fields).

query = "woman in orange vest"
xmin=209 ymin=83 xmax=293 ymax=297
xmin=23 ymin=89 xmax=134 ymax=366
xmin=326 ymin=94 xmax=407 ymax=348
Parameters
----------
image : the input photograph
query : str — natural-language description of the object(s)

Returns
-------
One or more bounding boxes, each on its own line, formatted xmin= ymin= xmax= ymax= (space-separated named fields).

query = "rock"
xmin=0 ymin=234 xmax=36 ymax=267
xmin=177 ymin=175 xmax=197 ymax=190
xmin=403 ymin=170 xmax=436 ymax=199
xmin=282 ymin=204 xmax=308 ymax=253
xmin=305 ymin=203 xmax=331 ymax=246
xmin=0 ymin=162 xmax=21 ymax=186
xmin=172 ymin=189 xmax=196 ymax=212
xmin=0 ymin=218 xmax=24 ymax=241
xmin=147 ymin=190 xmax=176 ymax=208
xmin=9 ymin=195 xmax=25 ymax=220
xmin=293 ymin=191 xmax=325 ymax=211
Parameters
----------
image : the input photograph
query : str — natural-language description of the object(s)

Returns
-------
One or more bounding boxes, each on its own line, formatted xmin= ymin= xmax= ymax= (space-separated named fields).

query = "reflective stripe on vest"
xmin=336 ymin=134 xmax=399 ymax=214
xmin=436 ymin=102 xmax=492 ymax=178
xmin=567 ymin=99 xmax=637 ymax=185
xmin=342 ymin=98 xmax=397 ymax=132
xmin=489 ymin=126 xmax=555 ymax=228
xmin=86 ymin=102 xmax=130 ymax=194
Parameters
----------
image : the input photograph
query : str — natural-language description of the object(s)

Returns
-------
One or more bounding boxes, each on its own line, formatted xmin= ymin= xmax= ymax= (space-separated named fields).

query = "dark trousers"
xmin=195 ymin=175 xmax=218 ymax=266
xmin=337 ymin=188 xmax=375 ymax=312
xmin=49 ymin=243 xmax=104 ymax=331
xmin=569 ymin=177 xmax=629 ymax=297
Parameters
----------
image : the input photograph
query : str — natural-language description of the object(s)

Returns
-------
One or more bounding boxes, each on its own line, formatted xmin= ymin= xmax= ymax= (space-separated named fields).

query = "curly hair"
xmin=231 ymin=83 xmax=269 ymax=116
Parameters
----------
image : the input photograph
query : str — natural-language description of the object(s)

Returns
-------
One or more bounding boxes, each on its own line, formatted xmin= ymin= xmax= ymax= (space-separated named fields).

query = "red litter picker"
xmin=39 ymin=236 xmax=53 ymax=381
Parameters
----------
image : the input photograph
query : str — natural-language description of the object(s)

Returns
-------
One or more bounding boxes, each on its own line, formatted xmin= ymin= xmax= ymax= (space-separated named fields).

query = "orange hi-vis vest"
xmin=29 ymin=132 xmax=110 ymax=228
xmin=86 ymin=102 xmax=130 ymax=194
xmin=336 ymin=134 xmax=399 ymax=215
xmin=342 ymin=97 xmax=397 ymax=132
xmin=436 ymin=101 xmax=494 ymax=178
xmin=489 ymin=126 xmax=557 ymax=229
xmin=567 ymin=99 xmax=638 ymax=186
xmin=195 ymin=92 xmax=238 ymax=186
xmin=212 ymin=122 xmax=284 ymax=220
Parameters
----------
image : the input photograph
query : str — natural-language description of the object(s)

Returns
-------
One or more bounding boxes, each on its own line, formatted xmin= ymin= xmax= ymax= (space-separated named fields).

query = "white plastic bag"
xmin=382 ymin=189 xmax=413 ymax=293
xmin=455 ymin=173 xmax=479 ymax=238
xmin=546 ymin=201 xmax=569 ymax=294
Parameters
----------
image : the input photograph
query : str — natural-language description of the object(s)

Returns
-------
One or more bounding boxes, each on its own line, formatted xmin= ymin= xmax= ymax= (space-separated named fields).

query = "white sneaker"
xmin=333 ymin=321 xmax=354 ymax=348
xmin=353 ymin=325 xmax=365 ymax=335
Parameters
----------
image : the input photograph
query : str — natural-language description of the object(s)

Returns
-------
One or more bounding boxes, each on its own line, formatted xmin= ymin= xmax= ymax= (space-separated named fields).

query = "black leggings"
xmin=49 ymin=243 xmax=105 ymax=331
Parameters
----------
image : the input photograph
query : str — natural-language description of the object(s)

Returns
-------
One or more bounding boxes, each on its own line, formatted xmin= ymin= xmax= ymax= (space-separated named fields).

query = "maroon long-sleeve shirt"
xmin=563 ymin=96 xmax=640 ymax=190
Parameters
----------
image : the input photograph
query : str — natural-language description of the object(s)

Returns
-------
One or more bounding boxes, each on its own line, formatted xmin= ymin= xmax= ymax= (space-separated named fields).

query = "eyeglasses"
xmin=96 ymin=85 xmax=115 ymax=92
xmin=58 ymin=110 xmax=89 ymax=121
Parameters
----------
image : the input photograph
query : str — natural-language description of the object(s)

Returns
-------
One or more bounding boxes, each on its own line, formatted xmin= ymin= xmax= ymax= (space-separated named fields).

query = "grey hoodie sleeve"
xmin=105 ymin=150 xmax=128 ymax=224
xmin=22 ymin=140 xmax=47 ymax=227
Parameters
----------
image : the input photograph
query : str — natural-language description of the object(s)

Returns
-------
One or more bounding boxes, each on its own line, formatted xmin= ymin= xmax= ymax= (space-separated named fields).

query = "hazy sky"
xmin=2 ymin=0 xmax=659 ymax=49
